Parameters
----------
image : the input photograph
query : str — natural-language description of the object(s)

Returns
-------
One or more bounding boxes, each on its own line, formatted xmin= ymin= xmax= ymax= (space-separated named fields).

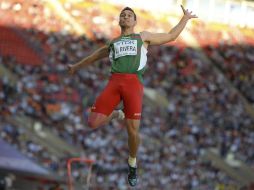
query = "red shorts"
xmin=91 ymin=73 xmax=144 ymax=120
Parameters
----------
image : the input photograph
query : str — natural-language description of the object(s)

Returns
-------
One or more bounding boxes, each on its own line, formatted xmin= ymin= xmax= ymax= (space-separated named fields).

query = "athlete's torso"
xmin=108 ymin=33 xmax=148 ymax=82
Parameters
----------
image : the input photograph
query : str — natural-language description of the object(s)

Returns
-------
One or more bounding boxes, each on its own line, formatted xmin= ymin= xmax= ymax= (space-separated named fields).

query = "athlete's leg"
xmin=121 ymin=76 xmax=143 ymax=164
xmin=120 ymin=75 xmax=143 ymax=187
xmin=126 ymin=119 xmax=140 ymax=159
xmin=86 ymin=76 xmax=123 ymax=129
xmin=87 ymin=110 xmax=124 ymax=129
xmin=125 ymin=119 xmax=140 ymax=187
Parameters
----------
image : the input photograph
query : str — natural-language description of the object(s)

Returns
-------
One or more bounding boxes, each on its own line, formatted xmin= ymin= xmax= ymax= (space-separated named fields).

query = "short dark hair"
xmin=120 ymin=7 xmax=137 ymax=21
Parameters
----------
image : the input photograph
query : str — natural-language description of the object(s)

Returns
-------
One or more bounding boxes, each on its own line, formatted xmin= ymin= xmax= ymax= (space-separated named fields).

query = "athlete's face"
xmin=119 ymin=10 xmax=136 ymax=28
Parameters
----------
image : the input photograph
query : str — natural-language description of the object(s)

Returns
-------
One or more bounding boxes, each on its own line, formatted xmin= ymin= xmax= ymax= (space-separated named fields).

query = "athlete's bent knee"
xmin=87 ymin=112 xmax=108 ymax=129
xmin=87 ymin=116 xmax=104 ymax=129
xmin=87 ymin=119 xmax=99 ymax=129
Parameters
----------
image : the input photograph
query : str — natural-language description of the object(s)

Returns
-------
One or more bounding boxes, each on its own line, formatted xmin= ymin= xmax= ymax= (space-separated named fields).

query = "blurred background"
xmin=0 ymin=0 xmax=254 ymax=189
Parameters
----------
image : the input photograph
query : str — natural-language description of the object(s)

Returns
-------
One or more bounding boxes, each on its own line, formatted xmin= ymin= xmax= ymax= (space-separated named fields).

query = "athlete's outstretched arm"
xmin=67 ymin=45 xmax=109 ymax=75
xmin=141 ymin=5 xmax=197 ymax=46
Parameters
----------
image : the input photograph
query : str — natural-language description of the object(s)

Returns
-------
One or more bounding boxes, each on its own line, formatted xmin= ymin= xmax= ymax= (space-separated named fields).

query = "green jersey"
xmin=108 ymin=33 xmax=148 ymax=83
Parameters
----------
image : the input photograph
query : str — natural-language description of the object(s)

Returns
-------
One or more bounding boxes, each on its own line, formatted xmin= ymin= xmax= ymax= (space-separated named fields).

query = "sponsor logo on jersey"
xmin=114 ymin=39 xmax=137 ymax=58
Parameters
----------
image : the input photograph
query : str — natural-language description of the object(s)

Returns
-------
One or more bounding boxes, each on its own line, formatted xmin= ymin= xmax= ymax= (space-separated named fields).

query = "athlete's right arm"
xmin=67 ymin=45 xmax=109 ymax=75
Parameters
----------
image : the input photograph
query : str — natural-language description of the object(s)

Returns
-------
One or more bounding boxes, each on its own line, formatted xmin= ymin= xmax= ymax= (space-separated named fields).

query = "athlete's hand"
xmin=67 ymin=64 xmax=77 ymax=75
xmin=181 ymin=5 xmax=198 ymax=20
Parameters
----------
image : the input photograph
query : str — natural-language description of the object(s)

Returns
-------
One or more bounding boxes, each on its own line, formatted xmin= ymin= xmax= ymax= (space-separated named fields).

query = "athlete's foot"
xmin=117 ymin=110 xmax=125 ymax=120
xmin=128 ymin=164 xmax=137 ymax=187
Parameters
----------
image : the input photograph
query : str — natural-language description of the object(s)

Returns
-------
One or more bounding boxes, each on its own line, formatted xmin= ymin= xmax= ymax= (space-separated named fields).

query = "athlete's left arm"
xmin=141 ymin=5 xmax=197 ymax=46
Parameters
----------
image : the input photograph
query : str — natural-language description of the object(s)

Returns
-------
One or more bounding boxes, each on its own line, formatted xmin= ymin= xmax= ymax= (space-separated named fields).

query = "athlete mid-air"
xmin=68 ymin=5 xmax=197 ymax=187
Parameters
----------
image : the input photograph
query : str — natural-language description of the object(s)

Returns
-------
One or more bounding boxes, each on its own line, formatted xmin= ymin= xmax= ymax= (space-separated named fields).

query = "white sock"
xmin=128 ymin=156 xmax=137 ymax=167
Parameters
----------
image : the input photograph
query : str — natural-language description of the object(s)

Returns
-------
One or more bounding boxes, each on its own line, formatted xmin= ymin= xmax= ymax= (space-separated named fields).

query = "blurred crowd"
xmin=0 ymin=0 xmax=254 ymax=190
xmin=204 ymin=44 xmax=254 ymax=104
